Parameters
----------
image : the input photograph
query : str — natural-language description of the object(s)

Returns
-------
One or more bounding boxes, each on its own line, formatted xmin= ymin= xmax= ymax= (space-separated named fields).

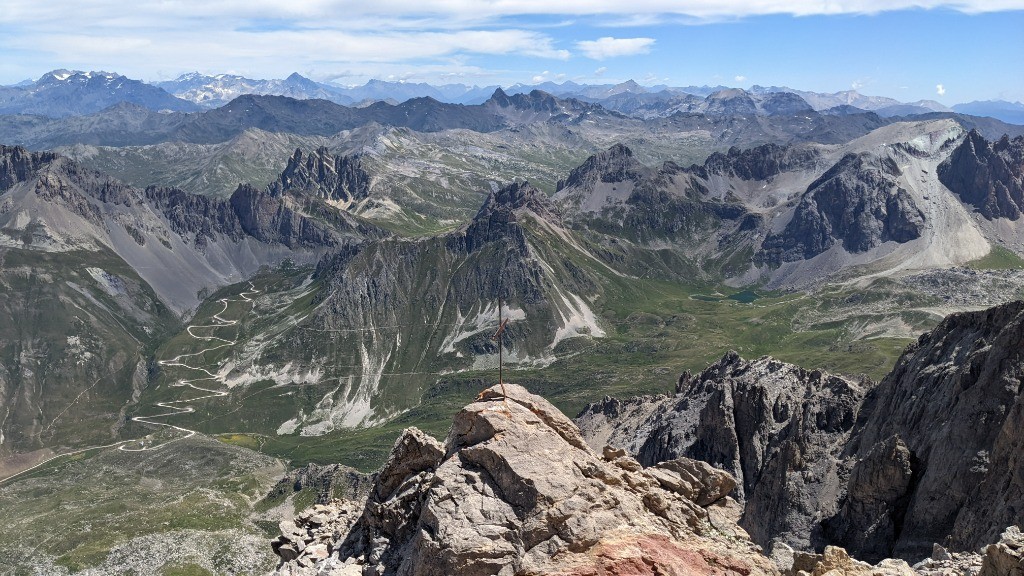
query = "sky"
xmin=1 ymin=1 xmax=1022 ymax=104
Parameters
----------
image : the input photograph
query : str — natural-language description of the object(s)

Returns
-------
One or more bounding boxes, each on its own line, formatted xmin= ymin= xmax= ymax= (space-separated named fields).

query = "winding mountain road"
xmin=121 ymin=282 xmax=259 ymax=451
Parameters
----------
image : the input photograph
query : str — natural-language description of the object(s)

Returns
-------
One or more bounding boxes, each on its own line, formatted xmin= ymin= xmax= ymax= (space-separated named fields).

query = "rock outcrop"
xmin=979 ymin=526 xmax=1024 ymax=576
xmin=577 ymin=353 xmax=868 ymax=552
xmin=827 ymin=436 xmax=915 ymax=561
xmin=700 ymin=143 xmax=819 ymax=181
xmin=555 ymin=143 xmax=644 ymax=193
xmin=465 ymin=180 xmax=563 ymax=251
xmin=264 ymin=463 xmax=376 ymax=508
xmin=273 ymin=383 xmax=779 ymax=575
xmin=831 ymin=301 xmax=1024 ymax=559
xmin=938 ymin=130 xmax=1024 ymax=220
xmin=270 ymin=148 xmax=371 ymax=205
xmin=0 ymin=145 xmax=60 ymax=190
xmin=758 ymin=152 xmax=925 ymax=266
xmin=579 ymin=301 xmax=1024 ymax=565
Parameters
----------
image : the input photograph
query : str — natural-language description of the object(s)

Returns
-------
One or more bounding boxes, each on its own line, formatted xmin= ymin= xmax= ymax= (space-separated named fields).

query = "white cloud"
xmin=576 ymin=37 xmax=654 ymax=59
xmin=530 ymin=70 xmax=566 ymax=83
xmin=3 ymin=28 xmax=569 ymax=79
xmin=936 ymin=83 xmax=946 ymax=96
xmin=4 ymin=1 xmax=1020 ymax=24
xmin=734 ymin=75 xmax=746 ymax=82
xmin=594 ymin=66 xmax=608 ymax=76
xmin=1 ymin=0 xmax=1022 ymax=86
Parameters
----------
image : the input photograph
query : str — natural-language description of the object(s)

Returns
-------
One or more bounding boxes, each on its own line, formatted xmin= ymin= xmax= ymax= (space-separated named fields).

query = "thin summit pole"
xmin=498 ymin=299 xmax=503 ymax=386
xmin=491 ymin=298 xmax=511 ymax=410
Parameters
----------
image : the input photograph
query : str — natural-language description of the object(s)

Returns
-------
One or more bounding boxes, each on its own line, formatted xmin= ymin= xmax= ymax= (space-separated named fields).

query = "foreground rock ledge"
xmin=273 ymin=383 xmax=778 ymax=575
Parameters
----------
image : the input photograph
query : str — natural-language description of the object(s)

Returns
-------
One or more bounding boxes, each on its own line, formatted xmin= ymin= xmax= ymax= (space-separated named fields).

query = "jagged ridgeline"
xmin=0 ymin=144 xmax=377 ymax=456
xmin=5 ymin=116 xmax=1024 ymax=460
xmin=146 ymin=181 xmax=619 ymax=437
xmin=578 ymin=300 xmax=1024 ymax=564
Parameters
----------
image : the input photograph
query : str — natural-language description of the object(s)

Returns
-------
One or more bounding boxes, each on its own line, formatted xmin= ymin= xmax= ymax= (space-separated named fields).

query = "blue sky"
xmin=1 ymin=1 xmax=1022 ymax=104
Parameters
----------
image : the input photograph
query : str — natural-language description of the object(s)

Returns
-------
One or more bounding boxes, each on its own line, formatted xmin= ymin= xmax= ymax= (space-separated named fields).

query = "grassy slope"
xmin=0 ymin=435 xmax=284 ymax=574
xmin=198 ymin=264 xmax=917 ymax=472
xmin=0 ymin=248 xmax=181 ymax=458
xmin=968 ymin=244 xmax=1024 ymax=270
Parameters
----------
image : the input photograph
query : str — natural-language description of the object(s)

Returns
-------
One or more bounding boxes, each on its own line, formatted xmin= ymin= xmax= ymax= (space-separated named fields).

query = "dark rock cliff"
xmin=269 ymin=147 xmax=371 ymax=204
xmin=938 ymin=129 xmax=1024 ymax=220
xmin=577 ymin=352 xmax=868 ymax=552
xmin=700 ymin=143 xmax=819 ymax=181
xmin=830 ymin=300 xmax=1024 ymax=560
xmin=0 ymin=145 xmax=59 ymax=190
xmin=758 ymin=152 xmax=925 ymax=265
xmin=555 ymin=143 xmax=644 ymax=192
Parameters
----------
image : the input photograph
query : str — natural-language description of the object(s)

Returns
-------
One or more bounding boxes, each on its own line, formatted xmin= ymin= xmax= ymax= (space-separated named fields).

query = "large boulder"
xmin=274 ymin=383 xmax=779 ymax=575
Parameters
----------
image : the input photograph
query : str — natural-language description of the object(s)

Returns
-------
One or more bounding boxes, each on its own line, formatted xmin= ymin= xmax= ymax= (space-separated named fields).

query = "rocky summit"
xmin=272 ymin=383 xmax=777 ymax=575
xmin=271 ymin=376 xmax=1024 ymax=576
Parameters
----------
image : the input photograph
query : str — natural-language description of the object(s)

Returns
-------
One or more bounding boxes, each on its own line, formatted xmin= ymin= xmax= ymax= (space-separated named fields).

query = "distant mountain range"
xmin=0 ymin=69 xmax=199 ymax=117
xmin=153 ymin=72 xmax=357 ymax=108
xmin=3 ymin=70 xmax=1023 ymax=125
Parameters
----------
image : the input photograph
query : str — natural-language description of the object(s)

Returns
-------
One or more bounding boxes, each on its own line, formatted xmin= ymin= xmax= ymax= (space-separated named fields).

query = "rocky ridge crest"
xmin=578 ymin=352 xmax=868 ymax=552
xmin=577 ymin=300 xmax=1024 ymax=565
xmin=269 ymin=147 xmax=371 ymax=205
xmin=273 ymin=383 xmax=777 ymax=575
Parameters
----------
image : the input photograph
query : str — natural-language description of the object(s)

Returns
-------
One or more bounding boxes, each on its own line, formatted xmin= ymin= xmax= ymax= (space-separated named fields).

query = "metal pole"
xmin=498 ymin=299 xmax=503 ymax=385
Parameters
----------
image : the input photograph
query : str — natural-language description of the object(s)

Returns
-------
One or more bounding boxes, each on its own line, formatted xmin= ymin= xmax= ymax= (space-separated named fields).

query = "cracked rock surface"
xmin=273 ymin=383 xmax=778 ymax=575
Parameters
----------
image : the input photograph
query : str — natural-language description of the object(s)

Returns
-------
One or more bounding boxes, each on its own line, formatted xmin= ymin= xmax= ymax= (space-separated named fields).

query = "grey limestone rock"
xmin=758 ymin=152 xmax=926 ymax=266
xmin=938 ymin=130 xmax=1024 ymax=220
xmin=269 ymin=147 xmax=371 ymax=205
xmin=837 ymin=301 xmax=1024 ymax=559
xmin=577 ymin=351 xmax=868 ymax=553
xmin=980 ymin=526 xmax=1024 ymax=576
